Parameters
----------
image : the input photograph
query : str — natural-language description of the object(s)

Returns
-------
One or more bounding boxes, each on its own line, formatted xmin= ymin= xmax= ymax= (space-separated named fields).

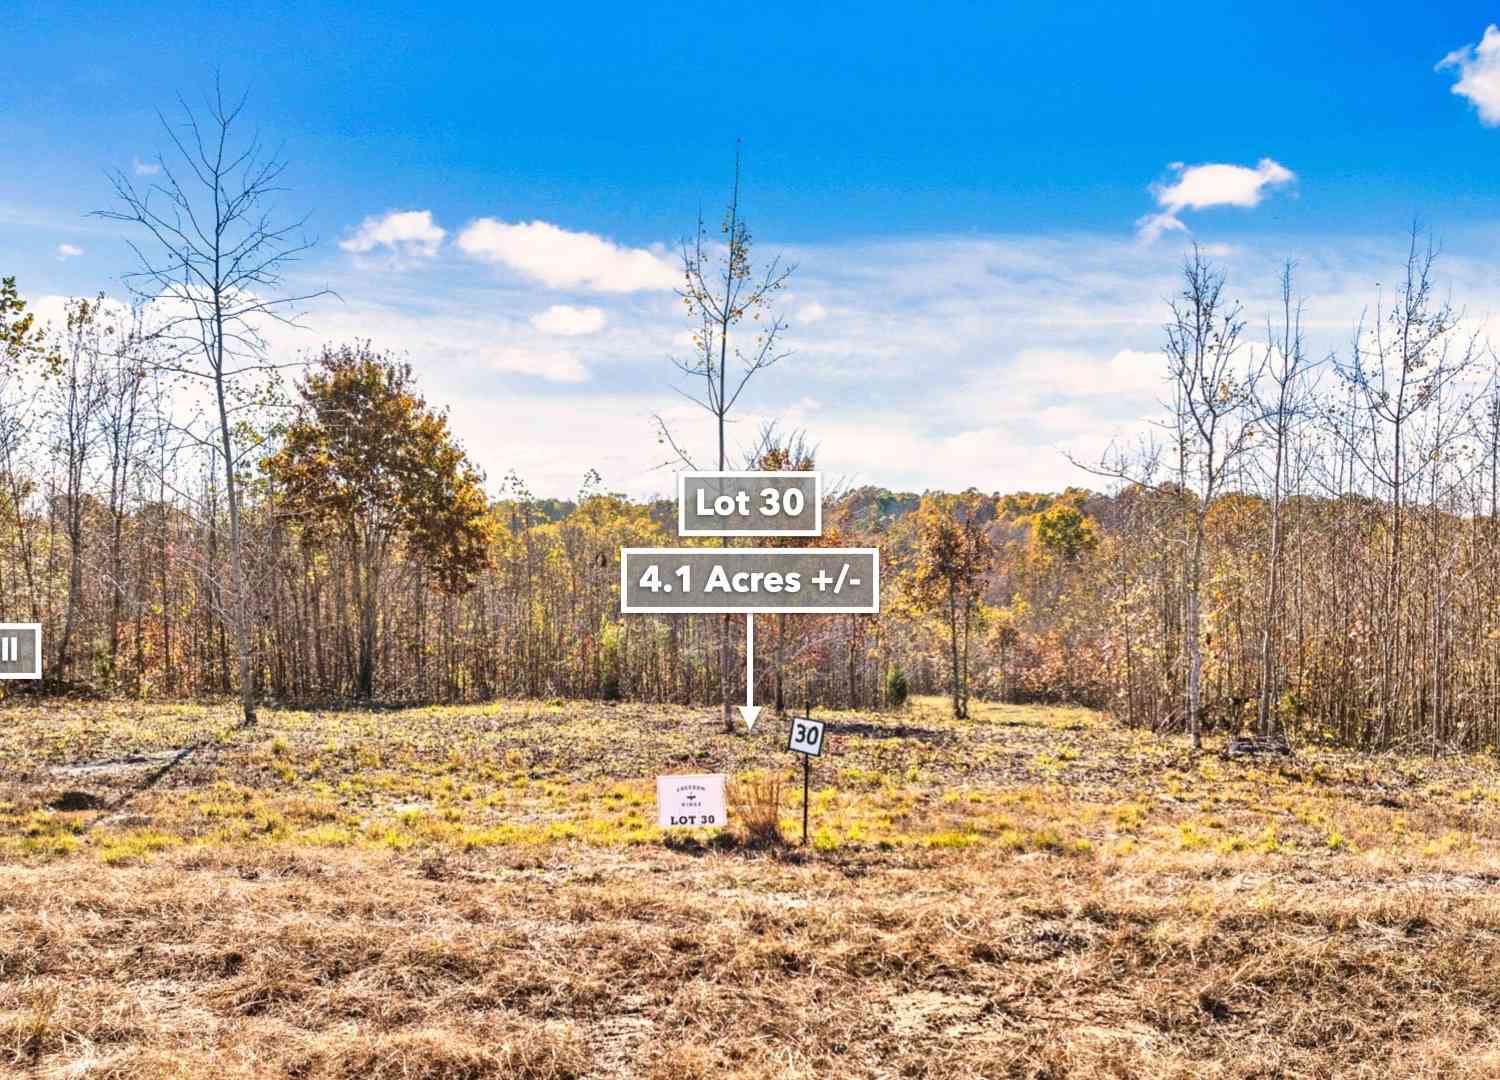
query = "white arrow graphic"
xmin=736 ymin=612 xmax=763 ymax=733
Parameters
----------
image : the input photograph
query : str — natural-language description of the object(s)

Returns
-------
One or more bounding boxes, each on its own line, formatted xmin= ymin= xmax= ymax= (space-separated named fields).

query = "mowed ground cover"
xmin=4 ymin=698 xmax=1500 ymax=1077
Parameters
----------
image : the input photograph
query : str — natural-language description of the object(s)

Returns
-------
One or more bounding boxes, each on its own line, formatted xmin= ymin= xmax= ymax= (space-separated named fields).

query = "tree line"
xmin=6 ymin=85 xmax=1500 ymax=756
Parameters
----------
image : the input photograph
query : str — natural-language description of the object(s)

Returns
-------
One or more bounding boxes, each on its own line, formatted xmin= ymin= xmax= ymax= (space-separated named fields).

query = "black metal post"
xmin=802 ymin=698 xmax=813 ymax=846
xmin=802 ymin=754 xmax=810 ymax=846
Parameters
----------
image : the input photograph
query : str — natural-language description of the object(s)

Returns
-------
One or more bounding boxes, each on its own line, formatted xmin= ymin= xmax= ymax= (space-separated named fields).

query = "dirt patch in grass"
xmin=47 ymin=790 xmax=104 ymax=812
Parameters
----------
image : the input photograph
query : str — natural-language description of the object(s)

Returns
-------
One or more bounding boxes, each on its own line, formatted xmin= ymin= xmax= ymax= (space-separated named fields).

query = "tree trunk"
xmin=774 ymin=614 xmax=785 ymax=714
xmin=160 ymin=498 xmax=173 ymax=695
xmin=717 ymin=391 xmax=733 ymax=732
xmin=846 ymin=615 xmax=857 ymax=710
xmin=948 ymin=582 xmax=963 ymax=719
xmin=57 ymin=503 xmax=84 ymax=682
xmin=1256 ymin=430 xmax=1286 ymax=737
xmin=215 ymin=351 xmax=256 ymax=726
xmin=108 ymin=505 xmax=126 ymax=686
xmin=1186 ymin=511 xmax=1206 ymax=749
xmin=356 ymin=531 xmax=382 ymax=700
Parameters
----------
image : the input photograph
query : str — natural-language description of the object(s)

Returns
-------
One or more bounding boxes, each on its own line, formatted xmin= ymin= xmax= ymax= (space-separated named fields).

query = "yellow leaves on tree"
xmin=900 ymin=494 xmax=992 ymax=719
xmin=264 ymin=343 xmax=492 ymax=697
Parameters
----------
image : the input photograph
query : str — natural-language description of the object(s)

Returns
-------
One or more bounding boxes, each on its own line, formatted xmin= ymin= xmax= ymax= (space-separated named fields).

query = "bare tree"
xmin=661 ymin=145 xmax=794 ymax=732
xmin=98 ymin=306 xmax=149 ymax=687
xmin=1076 ymin=251 xmax=1260 ymax=747
xmin=1253 ymin=263 xmax=1316 ymax=738
xmin=50 ymin=297 xmax=111 ymax=680
xmin=1166 ymin=249 xmax=1260 ymax=748
xmin=96 ymin=78 xmax=327 ymax=725
xmin=1332 ymin=230 xmax=1479 ymax=746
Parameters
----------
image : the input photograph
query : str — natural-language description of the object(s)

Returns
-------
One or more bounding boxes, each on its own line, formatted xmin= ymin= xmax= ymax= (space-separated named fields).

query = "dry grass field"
xmin=4 ymin=696 xmax=1500 ymax=1078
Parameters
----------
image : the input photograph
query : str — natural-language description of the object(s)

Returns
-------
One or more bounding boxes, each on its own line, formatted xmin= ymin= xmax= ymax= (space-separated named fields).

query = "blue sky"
xmin=6 ymin=4 xmax=1500 ymax=497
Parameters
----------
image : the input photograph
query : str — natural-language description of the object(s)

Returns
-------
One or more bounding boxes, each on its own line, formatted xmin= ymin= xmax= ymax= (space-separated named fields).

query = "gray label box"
xmin=678 ymin=472 xmax=821 ymax=536
xmin=621 ymin=548 xmax=878 ymax=613
xmin=0 ymin=624 xmax=41 ymax=679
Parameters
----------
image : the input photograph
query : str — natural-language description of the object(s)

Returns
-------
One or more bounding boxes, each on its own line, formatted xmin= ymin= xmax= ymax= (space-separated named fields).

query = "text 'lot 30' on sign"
xmin=656 ymin=774 xmax=727 ymax=828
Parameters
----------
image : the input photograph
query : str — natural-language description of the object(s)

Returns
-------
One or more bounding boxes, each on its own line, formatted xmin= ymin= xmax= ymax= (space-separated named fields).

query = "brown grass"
xmin=727 ymin=771 xmax=786 ymax=847
xmin=4 ymin=696 xmax=1500 ymax=1077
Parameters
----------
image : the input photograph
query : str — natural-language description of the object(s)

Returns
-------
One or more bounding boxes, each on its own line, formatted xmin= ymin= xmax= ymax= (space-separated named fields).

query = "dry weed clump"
xmin=727 ymin=770 xmax=786 ymax=847
xmin=290 ymin=1020 xmax=591 ymax=1080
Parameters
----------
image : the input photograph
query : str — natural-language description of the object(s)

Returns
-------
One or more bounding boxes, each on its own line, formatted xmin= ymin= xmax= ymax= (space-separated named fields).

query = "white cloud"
xmin=1137 ymin=159 xmax=1295 ymax=242
xmin=32 ymin=293 xmax=137 ymax=326
xmin=207 ymin=227 xmax=1500 ymax=500
xmin=340 ymin=209 xmax=447 ymax=258
xmin=530 ymin=304 xmax=607 ymax=336
xmin=132 ymin=157 xmax=160 ymax=177
xmin=1439 ymin=25 xmax=1500 ymax=126
xmin=483 ymin=345 xmax=588 ymax=383
xmin=455 ymin=218 xmax=677 ymax=292
xmin=1108 ymin=349 xmax=1165 ymax=394
xmin=966 ymin=347 xmax=1163 ymax=403
xmin=55 ymin=243 xmax=83 ymax=260
xmin=796 ymin=301 xmax=828 ymax=324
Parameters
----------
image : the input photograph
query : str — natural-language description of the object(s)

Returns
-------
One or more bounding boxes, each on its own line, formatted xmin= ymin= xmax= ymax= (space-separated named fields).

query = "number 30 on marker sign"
xmin=787 ymin=716 xmax=825 ymax=757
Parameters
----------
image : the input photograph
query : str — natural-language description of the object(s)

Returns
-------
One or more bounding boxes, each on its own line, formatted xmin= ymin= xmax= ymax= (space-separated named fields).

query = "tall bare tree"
xmin=97 ymin=79 xmax=327 ymax=725
xmin=98 ymin=306 xmax=149 ymax=687
xmin=1253 ymin=263 xmax=1315 ymax=738
xmin=50 ymin=297 xmax=111 ymax=680
xmin=1166 ymin=249 xmax=1260 ymax=748
xmin=662 ymin=145 xmax=793 ymax=732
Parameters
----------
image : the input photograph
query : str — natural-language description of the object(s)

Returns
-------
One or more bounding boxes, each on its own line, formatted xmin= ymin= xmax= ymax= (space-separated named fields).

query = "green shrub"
xmin=599 ymin=619 xmax=623 ymax=701
xmin=885 ymin=664 xmax=910 ymax=709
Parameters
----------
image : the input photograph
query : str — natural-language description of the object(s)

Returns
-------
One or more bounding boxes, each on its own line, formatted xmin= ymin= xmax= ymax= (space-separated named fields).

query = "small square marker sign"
xmin=787 ymin=716 xmax=825 ymax=757
xmin=657 ymin=774 xmax=727 ymax=828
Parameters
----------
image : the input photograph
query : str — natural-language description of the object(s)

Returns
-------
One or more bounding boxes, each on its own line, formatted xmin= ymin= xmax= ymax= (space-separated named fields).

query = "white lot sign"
xmin=657 ymin=773 xmax=727 ymax=828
